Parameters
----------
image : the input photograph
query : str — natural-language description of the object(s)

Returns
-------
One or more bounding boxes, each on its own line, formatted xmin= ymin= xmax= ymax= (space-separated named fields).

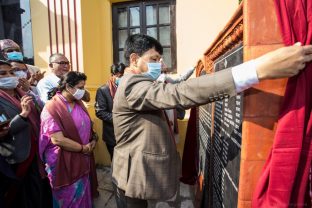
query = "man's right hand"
xmin=255 ymin=43 xmax=312 ymax=80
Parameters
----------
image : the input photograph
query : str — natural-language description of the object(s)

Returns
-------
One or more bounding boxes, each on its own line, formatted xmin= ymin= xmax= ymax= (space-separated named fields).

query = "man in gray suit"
xmin=112 ymin=34 xmax=312 ymax=207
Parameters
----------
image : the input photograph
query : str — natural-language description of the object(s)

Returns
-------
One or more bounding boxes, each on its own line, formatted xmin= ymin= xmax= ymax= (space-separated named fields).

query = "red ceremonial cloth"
xmin=180 ymin=107 xmax=198 ymax=185
xmin=252 ymin=1 xmax=312 ymax=207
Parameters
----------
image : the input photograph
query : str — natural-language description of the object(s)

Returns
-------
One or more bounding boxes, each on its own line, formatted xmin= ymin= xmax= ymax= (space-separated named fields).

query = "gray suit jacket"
xmin=0 ymin=98 xmax=31 ymax=164
xmin=112 ymin=69 xmax=236 ymax=200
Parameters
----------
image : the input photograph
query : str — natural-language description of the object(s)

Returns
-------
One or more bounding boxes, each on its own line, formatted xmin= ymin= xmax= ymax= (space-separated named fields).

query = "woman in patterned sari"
xmin=39 ymin=71 xmax=98 ymax=208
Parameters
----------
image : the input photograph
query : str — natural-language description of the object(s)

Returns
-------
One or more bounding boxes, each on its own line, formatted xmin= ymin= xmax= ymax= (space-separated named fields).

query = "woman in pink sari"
xmin=39 ymin=71 xmax=98 ymax=208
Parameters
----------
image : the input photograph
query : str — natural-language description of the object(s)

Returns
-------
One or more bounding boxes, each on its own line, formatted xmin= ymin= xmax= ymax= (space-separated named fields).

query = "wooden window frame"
xmin=112 ymin=0 xmax=177 ymax=72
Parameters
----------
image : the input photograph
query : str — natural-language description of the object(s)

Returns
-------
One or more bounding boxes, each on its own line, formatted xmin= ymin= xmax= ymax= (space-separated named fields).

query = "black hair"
xmin=48 ymin=71 xmax=87 ymax=100
xmin=0 ymin=60 xmax=11 ymax=67
xmin=111 ymin=63 xmax=126 ymax=75
xmin=8 ymin=59 xmax=24 ymax=64
xmin=124 ymin=34 xmax=163 ymax=66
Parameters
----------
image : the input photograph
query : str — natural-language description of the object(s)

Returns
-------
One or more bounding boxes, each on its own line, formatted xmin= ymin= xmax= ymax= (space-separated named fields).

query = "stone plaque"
xmin=198 ymin=43 xmax=243 ymax=208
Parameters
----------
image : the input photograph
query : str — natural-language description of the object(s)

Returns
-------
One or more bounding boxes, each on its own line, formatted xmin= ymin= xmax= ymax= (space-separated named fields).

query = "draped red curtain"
xmin=252 ymin=0 xmax=312 ymax=207
xmin=180 ymin=107 xmax=198 ymax=185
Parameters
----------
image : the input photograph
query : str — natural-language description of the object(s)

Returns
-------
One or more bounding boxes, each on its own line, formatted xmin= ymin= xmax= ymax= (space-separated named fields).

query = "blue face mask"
xmin=144 ymin=63 xmax=162 ymax=80
xmin=115 ymin=78 xmax=121 ymax=86
xmin=7 ymin=51 xmax=24 ymax=61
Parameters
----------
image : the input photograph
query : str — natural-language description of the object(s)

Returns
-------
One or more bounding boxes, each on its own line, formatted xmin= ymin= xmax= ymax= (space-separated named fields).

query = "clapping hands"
xmin=29 ymin=71 xmax=46 ymax=85
xmin=19 ymin=95 xmax=33 ymax=118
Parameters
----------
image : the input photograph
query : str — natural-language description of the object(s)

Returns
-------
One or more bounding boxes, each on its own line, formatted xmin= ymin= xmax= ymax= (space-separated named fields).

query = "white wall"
xmin=176 ymin=0 xmax=239 ymax=73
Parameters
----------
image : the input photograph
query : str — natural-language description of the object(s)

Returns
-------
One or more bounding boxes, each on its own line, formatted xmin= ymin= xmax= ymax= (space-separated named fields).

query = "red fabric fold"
xmin=252 ymin=1 xmax=312 ymax=207
xmin=180 ymin=107 xmax=198 ymax=185
xmin=107 ymin=77 xmax=117 ymax=99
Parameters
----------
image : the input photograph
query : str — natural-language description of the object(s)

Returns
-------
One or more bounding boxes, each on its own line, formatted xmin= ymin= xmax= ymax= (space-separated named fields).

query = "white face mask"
xmin=72 ymin=88 xmax=85 ymax=100
xmin=0 ymin=77 xmax=19 ymax=89
xmin=14 ymin=71 xmax=27 ymax=79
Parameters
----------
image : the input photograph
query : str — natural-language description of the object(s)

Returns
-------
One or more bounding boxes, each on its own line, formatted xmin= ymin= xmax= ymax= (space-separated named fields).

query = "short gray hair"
xmin=49 ymin=53 xmax=65 ymax=64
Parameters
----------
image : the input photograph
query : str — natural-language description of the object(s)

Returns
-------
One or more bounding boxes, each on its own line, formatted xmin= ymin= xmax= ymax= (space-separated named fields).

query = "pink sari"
xmin=39 ymin=94 xmax=92 ymax=208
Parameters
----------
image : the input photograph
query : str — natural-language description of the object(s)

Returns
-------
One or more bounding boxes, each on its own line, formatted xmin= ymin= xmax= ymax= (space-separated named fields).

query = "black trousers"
xmin=113 ymin=183 xmax=148 ymax=208
xmin=106 ymin=143 xmax=115 ymax=161
xmin=9 ymin=159 xmax=52 ymax=208
xmin=0 ymin=173 xmax=12 ymax=208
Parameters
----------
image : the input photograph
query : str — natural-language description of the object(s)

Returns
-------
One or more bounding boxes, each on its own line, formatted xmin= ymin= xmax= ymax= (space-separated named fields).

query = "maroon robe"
xmin=252 ymin=1 xmax=312 ymax=207
xmin=180 ymin=107 xmax=198 ymax=185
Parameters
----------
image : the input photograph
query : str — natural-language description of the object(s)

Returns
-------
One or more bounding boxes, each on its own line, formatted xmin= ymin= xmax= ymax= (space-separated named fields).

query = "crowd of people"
xmin=0 ymin=34 xmax=312 ymax=208
xmin=0 ymin=39 xmax=96 ymax=207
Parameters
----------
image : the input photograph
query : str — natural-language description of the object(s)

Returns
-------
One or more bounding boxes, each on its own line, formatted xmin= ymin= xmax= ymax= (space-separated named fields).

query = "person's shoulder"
xmin=36 ymin=75 xmax=48 ymax=87
xmin=96 ymin=84 xmax=109 ymax=92
xmin=36 ymin=77 xmax=44 ymax=87
xmin=40 ymin=104 xmax=54 ymax=120
xmin=26 ymin=64 xmax=40 ymax=74
xmin=123 ymin=73 xmax=153 ymax=85
xmin=38 ymin=73 xmax=56 ymax=85
xmin=120 ymin=74 xmax=156 ymax=97
xmin=100 ymin=83 xmax=109 ymax=89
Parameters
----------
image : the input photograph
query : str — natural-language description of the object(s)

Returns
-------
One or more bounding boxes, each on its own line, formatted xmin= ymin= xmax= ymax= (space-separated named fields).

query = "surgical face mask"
xmin=0 ymin=77 xmax=19 ymax=89
xmin=144 ymin=62 xmax=162 ymax=80
xmin=14 ymin=70 xmax=27 ymax=79
xmin=115 ymin=78 xmax=121 ymax=86
xmin=72 ymin=88 xmax=85 ymax=100
xmin=6 ymin=51 xmax=24 ymax=61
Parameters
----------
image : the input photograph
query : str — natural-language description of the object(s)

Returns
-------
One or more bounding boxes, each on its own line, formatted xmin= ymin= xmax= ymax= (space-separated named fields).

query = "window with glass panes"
xmin=112 ymin=0 xmax=176 ymax=72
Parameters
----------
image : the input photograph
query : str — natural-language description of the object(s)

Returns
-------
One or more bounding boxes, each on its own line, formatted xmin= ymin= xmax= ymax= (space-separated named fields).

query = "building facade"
xmin=1 ymin=0 xmax=239 ymax=165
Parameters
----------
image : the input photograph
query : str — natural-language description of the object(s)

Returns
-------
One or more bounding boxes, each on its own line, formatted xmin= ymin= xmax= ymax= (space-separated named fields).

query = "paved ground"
xmin=94 ymin=167 xmax=195 ymax=208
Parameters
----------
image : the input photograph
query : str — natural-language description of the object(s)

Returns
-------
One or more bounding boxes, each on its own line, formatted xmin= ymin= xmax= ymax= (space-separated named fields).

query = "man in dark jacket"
xmin=95 ymin=63 xmax=125 ymax=160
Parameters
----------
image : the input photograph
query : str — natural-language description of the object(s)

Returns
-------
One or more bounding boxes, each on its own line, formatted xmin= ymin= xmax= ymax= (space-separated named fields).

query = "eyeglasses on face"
xmin=51 ymin=61 xmax=70 ymax=66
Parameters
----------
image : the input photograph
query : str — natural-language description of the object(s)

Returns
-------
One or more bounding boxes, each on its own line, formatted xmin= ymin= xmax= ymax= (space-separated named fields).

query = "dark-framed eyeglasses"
xmin=51 ymin=61 xmax=70 ymax=66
